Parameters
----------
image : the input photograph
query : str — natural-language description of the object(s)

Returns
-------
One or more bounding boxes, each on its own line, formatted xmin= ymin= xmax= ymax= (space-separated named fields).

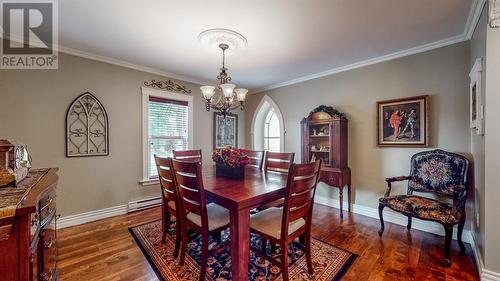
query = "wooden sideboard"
xmin=0 ymin=168 xmax=59 ymax=281
xmin=301 ymin=117 xmax=351 ymax=218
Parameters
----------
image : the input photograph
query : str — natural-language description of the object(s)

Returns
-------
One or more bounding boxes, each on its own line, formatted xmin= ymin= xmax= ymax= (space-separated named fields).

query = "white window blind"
xmin=148 ymin=96 xmax=189 ymax=178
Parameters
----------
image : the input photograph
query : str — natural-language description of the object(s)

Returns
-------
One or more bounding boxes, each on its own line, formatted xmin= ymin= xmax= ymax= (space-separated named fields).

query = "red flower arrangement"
xmin=212 ymin=147 xmax=250 ymax=167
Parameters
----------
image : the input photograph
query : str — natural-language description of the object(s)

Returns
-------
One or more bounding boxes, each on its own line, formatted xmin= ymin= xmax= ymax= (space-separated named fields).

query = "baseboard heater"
xmin=127 ymin=196 xmax=162 ymax=212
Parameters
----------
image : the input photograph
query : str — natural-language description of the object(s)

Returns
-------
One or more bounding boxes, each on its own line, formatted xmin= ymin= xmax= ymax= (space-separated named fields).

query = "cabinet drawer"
xmin=39 ymin=188 xmax=56 ymax=210
xmin=320 ymin=172 xmax=340 ymax=187
xmin=40 ymin=217 xmax=57 ymax=281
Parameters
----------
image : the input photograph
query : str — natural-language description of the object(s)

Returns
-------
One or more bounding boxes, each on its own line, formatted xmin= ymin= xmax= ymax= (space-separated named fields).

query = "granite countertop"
xmin=0 ymin=169 xmax=49 ymax=219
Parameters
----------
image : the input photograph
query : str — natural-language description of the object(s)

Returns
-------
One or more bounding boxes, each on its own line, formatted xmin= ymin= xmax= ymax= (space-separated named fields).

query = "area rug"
xmin=129 ymin=220 xmax=356 ymax=281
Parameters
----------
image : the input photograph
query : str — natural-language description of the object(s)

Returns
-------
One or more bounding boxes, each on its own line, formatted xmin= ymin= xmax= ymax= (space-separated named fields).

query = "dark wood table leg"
xmin=347 ymin=184 xmax=352 ymax=213
xmin=339 ymin=187 xmax=344 ymax=218
xmin=230 ymin=207 xmax=250 ymax=281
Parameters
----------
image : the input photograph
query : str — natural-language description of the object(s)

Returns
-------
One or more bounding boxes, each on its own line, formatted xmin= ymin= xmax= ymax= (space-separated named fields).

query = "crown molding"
xmin=252 ymin=0 xmax=486 ymax=94
xmin=252 ymin=33 xmax=468 ymax=94
xmin=58 ymin=45 xmax=212 ymax=86
xmin=464 ymin=0 xmax=487 ymax=39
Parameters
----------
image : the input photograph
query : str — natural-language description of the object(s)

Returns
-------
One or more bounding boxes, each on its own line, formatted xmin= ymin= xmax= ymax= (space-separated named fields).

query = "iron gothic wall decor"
xmin=66 ymin=92 xmax=109 ymax=157
xmin=143 ymin=79 xmax=192 ymax=94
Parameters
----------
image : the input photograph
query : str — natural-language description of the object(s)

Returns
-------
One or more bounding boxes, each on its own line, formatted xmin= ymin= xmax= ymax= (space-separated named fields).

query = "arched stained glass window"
xmin=264 ymin=108 xmax=281 ymax=152
xmin=66 ymin=92 xmax=109 ymax=157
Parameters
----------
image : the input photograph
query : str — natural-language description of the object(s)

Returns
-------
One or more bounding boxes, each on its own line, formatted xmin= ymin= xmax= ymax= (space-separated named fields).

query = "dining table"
xmin=202 ymin=165 xmax=288 ymax=281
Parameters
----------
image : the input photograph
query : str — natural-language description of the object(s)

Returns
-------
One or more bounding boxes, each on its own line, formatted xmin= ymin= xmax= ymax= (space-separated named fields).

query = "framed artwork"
xmin=377 ymin=95 xmax=429 ymax=147
xmin=214 ymin=113 xmax=238 ymax=149
xmin=66 ymin=92 xmax=109 ymax=157
xmin=470 ymin=58 xmax=484 ymax=135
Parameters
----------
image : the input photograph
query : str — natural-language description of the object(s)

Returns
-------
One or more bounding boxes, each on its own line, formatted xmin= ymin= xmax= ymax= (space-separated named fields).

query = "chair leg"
xmin=443 ymin=225 xmax=453 ymax=267
xmin=304 ymin=231 xmax=314 ymax=275
xmin=162 ymin=211 xmax=171 ymax=243
xmin=299 ymin=233 xmax=305 ymax=245
xmin=174 ymin=217 xmax=181 ymax=258
xmin=270 ymin=242 xmax=277 ymax=254
xmin=179 ymin=224 xmax=188 ymax=266
xmin=457 ymin=215 xmax=466 ymax=253
xmin=281 ymin=241 xmax=289 ymax=281
xmin=199 ymin=234 xmax=209 ymax=281
xmin=378 ymin=204 xmax=385 ymax=237
xmin=407 ymin=216 xmax=412 ymax=231
xmin=260 ymin=238 xmax=268 ymax=253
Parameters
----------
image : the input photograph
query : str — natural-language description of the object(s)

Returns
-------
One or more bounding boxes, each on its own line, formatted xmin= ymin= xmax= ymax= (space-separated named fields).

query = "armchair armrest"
xmin=385 ymin=176 xmax=412 ymax=183
xmin=383 ymin=176 xmax=411 ymax=197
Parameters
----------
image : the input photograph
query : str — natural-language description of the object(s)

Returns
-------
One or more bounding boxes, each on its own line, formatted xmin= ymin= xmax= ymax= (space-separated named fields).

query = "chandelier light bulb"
xmin=220 ymin=83 xmax=236 ymax=98
xmin=200 ymin=85 xmax=216 ymax=100
xmin=234 ymin=88 xmax=248 ymax=102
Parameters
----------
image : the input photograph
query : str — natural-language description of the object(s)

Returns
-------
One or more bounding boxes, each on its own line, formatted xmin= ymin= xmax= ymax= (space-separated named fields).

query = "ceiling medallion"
xmin=198 ymin=28 xmax=248 ymax=54
xmin=199 ymin=29 xmax=248 ymax=117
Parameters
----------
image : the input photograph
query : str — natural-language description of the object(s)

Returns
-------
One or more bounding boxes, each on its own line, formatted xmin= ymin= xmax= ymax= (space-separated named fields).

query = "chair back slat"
xmin=282 ymin=160 xmax=321 ymax=236
xmin=173 ymin=149 xmax=202 ymax=163
xmin=154 ymin=156 xmax=177 ymax=203
xmin=244 ymin=149 xmax=264 ymax=169
xmin=264 ymin=152 xmax=295 ymax=174
xmin=171 ymin=159 xmax=206 ymax=217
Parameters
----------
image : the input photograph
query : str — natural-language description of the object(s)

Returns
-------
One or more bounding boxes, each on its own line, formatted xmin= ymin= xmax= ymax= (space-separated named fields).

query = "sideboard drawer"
xmin=40 ymin=216 xmax=57 ymax=281
xmin=320 ymin=172 xmax=339 ymax=187
xmin=39 ymin=188 xmax=56 ymax=210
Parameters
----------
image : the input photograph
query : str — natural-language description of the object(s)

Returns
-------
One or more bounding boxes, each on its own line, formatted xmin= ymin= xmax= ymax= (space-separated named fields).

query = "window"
xmin=264 ymin=108 xmax=281 ymax=152
xmin=142 ymin=88 xmax=193 ymax=183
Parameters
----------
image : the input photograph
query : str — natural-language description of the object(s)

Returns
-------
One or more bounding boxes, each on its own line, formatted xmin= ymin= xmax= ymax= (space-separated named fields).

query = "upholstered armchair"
xmin=377 ymin=149 xmax=469 ymax=267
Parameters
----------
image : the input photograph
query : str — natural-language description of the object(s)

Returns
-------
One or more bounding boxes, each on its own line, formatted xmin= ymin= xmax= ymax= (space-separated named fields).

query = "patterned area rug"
xmin=129 ymin=220 xmax=356 ymax=281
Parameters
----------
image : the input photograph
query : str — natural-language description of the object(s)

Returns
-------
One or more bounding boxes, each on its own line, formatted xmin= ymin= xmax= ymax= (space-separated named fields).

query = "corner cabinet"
xmin=0 ymin=168 xmax=59 ymax=281
xmin=301 ymin=117 xmax=351 ymax=217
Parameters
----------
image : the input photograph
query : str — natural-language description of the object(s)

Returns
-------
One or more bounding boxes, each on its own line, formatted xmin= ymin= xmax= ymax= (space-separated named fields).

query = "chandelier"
xmin=200 ymin=42 xmax=248 ymax=117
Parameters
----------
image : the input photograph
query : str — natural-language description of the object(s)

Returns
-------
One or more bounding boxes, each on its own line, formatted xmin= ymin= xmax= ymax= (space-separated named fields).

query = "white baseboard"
xmin=468 ymin=232 xmax=500 ymax=281
xmin=57 ymin=204 xmax=127 ymax=229
xmin=314 ymin=195 xmax=471 ymax=243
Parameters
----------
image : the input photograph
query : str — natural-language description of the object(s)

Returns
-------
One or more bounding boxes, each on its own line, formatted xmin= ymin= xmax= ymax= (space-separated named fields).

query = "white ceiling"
xmin=56 ymin=0 xmax=477 ymax=91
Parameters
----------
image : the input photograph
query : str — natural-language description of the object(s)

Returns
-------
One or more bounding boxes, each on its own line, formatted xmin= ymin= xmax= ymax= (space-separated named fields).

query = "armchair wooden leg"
xmin=457 ymin=215 xmax=466 ymax=253
xmin=281 ymin=241 xmax=289 ymax=281
xmin=443 ymin=225 xmax=453 ymax=267
xmin=407 ymin=216 xmax=412 ymax=231
xmin=378 ymin=204 xmax=385 ymax=237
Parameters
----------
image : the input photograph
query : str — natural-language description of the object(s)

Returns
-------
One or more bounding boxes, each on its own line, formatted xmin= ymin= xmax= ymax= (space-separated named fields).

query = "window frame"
xmin=140 ymin=87 xmax=194 ymax=185
xmin=263 ymin=108 xmax=281 ymax=152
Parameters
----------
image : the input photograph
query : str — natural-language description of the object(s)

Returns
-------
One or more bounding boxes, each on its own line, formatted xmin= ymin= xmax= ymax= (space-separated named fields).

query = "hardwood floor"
xmin=57 ymin=204 xmax=479 ymax=281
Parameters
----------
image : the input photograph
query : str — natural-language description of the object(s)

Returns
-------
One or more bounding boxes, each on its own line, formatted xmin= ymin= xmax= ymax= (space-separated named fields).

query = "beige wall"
xmin=469 ymin=4 xmax=487 ymax=263
xmin=484 ymin=18 xmax=500 ymax=273
xmin=0 ymin=53 xmax=245 ymax=217
xmin=245 ymin=43 xmax=470 ymax=213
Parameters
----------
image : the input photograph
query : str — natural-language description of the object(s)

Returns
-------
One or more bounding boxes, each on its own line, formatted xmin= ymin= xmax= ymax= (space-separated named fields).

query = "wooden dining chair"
xmin=154 ymin=155 xmax=181 ymax=258
xmin=259 ymin=151 xmax=295 ymax=209
xmin=250 ymin=160 xmax=321 ymax=281
xmin=244 ymin=149 xmax=265 ymax=170
xmin=170 ymin=159 xmax=230 ymax=281
xmin=263 ymin=151 xmax=295 ymax=174
xmin=172 ymin=149 xmax=202 ymax=163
